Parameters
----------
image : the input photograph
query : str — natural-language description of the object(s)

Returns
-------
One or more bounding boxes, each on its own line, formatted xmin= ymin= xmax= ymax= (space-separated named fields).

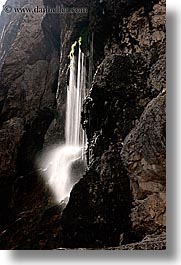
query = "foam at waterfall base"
xmin=39 ymin=144 xmax=84 ymax=203
xmin=38 ymin=49 xmax=87 ymax=203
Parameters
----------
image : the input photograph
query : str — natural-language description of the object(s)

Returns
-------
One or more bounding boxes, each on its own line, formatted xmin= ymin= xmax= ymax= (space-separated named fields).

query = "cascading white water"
xmin=66 ymin=48 xmax=87 ymax=155
xmin=40 ymin=46 xmax=87 ymax=203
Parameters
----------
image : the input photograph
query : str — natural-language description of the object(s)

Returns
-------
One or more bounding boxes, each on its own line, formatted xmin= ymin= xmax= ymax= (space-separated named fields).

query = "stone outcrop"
xmin=108 ymin=231 xmax=166 ymax=250
xmin=61 ymin=144 xmax=132 ymax=248
xmin=0 ymin=0 xmax=60 ymax=239
xmin=121 ymin=92 xmax=166 ymax=234
xmin=0 ymin=117 xmax=24 ymax=228
xmin=0 ymin=0 xmax=48 ymax=69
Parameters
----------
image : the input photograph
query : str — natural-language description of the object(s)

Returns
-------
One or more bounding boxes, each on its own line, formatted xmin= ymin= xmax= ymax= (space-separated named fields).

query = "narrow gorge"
xmin=0 ymin=0 xmax=166 ymax=250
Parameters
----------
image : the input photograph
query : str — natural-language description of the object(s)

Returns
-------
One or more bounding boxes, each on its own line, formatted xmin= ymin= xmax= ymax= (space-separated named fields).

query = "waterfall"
xmin=66 ymin=48 xmax=87 ymax=156
xmin=40 ymin=47 xmax=87 ymax=203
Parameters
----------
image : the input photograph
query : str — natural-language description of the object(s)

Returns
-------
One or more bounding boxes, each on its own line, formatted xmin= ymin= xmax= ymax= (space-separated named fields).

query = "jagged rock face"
xmin=108 ymin=231 xmax=166 ymax=250
xmin=0 ymin=0 xmax=45 ymax=69
xmin=82 ymin=53 xmax=157 ymax=146
xmin=121 ymin=93 xmax=166 ymax=234
xmin=61 ymin=144 xmax=132 ymax=248
xmin=0 ymin=117 xmax=24 ymax=227
xmin=0 ymin=118 xmax=24 ymax=178
xmin=0 ymin=4 xmax=58 ymax=123
xmin=0 ymin=0 xmax=60 ymax=234
xmin=61 ymin=0 xmax=166 ymax=248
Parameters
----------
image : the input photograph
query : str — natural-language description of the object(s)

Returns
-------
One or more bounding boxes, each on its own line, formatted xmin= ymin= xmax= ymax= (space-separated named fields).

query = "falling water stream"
xmin=40 ymin=46 xmax=87 ymax=203
xmin=66 ymin=47 xmax=87 ymax=157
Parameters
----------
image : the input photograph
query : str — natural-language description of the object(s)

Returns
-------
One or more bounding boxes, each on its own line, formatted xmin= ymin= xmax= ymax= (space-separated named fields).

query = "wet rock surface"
xmin=61 ymin=143 xmax=132 ymax=248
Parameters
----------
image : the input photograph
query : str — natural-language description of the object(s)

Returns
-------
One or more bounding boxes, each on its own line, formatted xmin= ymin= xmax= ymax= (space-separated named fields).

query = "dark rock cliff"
xmin=0 ymin=0 xmax=61 ymax=249
xmin=0 ymin=0 xmax=166 ymax=249
xmin=61 ymin=0 xmax=166 ymax=249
